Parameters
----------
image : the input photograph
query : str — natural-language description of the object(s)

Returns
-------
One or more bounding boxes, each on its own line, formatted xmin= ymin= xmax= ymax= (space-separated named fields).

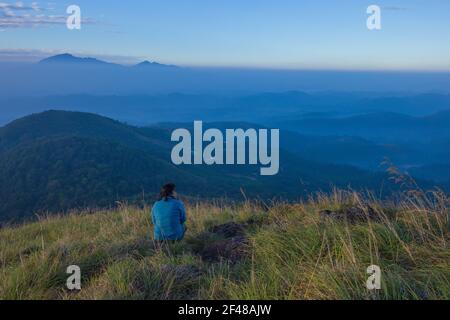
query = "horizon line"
xmin=1 ymin=50 xmax=450 ymax=74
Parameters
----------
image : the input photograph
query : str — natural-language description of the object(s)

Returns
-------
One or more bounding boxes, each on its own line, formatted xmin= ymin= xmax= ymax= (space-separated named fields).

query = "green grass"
xmin=0 ymin=190 xmax=448 ymax=300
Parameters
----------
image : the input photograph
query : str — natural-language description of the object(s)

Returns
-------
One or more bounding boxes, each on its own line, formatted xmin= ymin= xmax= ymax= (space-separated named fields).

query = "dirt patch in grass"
xmin=209 ymin=222 xmax=246 ymax=238
xmin=319 ymin=205 xmax=382 ymax=223
xmin=192 ymin=222 xmax=251 ymax=263
xmin=200 ymin=236 xmax=248 ymax=263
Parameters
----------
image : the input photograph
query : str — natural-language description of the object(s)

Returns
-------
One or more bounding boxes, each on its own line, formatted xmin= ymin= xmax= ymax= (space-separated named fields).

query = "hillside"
xmin=274 ymin=110 xmax=450 ymax=144
xmin=0 ymin=190 xmax=448 ymax=300
xmin=0 ymin=136 xmax=199 ymax=221
xmin=0 ymin=110 xmax=404 ymax=222
xmin=0 ymin=110 xmax=169 ymax=153
xmin=159 ymin=121 xmax=416 ymax=168
xmin=409 ymin=164 xmax=450 ymax=182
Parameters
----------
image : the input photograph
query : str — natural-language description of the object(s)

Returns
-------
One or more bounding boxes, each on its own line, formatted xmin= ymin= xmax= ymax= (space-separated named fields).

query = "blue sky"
xmin=0 ymin=0 xmax=449 ymax=70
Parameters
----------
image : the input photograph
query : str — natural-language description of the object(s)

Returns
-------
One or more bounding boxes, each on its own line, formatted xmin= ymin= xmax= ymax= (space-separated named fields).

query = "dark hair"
xmin=160 ymin=183 xmax=176 ymax=201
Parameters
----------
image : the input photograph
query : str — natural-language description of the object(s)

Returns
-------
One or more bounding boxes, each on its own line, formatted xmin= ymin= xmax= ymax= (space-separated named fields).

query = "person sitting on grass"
xmin=151 ymin=183 xmax=187 ymax=242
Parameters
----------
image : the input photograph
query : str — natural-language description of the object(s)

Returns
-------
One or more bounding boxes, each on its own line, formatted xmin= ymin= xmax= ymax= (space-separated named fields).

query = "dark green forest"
xmin=0 ymin=110 xmax=435 ymax=222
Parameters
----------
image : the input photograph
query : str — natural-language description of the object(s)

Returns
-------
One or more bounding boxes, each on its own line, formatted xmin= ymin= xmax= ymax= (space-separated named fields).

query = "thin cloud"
xmin=0 ymin=48 xmax=61 ymax=61
xmin=0 ymin=1 xmax=43 ymax=12
xmin=382 ymin=6 xmax=409 ymax=11
xmin=0 ymin=1 xmax=97 ymax=28
xmin=0 ymin=15 xmax=97 ymax=28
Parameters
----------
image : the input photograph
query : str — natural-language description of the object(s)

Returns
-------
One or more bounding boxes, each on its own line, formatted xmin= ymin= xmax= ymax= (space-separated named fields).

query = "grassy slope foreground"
xmin=0 ymin=190 xmax=448 ymax=300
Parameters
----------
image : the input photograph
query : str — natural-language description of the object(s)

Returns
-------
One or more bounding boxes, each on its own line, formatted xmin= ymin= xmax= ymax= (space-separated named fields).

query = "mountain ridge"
xmin=39 ymin=53 xmax=114 ymax=65
xmin=0 ymin=110 xmax=406 ymax=222
xmin=134 ymin=60 xmax=178 ymax=68
xmin=38 ymin=53 xmax=177 ymax=69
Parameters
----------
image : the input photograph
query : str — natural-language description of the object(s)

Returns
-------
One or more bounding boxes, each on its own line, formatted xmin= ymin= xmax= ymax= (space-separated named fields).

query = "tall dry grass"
xmin=0 ymin=190 xmax=448 ymax=300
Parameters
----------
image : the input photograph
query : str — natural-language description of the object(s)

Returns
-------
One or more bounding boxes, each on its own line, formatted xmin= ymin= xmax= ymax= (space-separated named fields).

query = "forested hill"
xmin=0 ymin=110 xmax=408 ymax=222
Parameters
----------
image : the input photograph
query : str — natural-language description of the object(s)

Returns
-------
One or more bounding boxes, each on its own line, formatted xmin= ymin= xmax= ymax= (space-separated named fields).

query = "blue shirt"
xmin=151 ymin=197 xmax=186 ymax=241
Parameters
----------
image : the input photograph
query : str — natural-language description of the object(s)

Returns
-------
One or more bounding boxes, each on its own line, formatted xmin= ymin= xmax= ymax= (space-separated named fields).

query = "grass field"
xmin=0 ymin=189 xmax=448 ymax=300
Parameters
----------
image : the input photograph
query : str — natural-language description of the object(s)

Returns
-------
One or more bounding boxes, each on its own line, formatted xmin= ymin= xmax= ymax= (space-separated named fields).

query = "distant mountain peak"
xmin=134 ymin=60 xmax=177 ymax=68
xmin=137 ymin=60 xmax=154 ymax=66
xmin=38 ymin=54 xmax=178 ymax=69
xmin=39 ymin=53 xmax=112 ymax=65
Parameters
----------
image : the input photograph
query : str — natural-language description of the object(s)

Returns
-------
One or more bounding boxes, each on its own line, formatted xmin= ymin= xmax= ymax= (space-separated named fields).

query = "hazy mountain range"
xmin=0 ymin=54 xmax=449 ymax=222
xmin=1 ymin=53 xmax=450 ymax=97
xmin=39 ymin=53 xmax=178 ymax=69
xmin=0 ymin=110 xmax=416 ymax=222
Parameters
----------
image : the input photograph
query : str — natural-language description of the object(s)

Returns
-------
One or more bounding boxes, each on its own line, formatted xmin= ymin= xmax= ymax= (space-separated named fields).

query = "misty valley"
xmin=0 ymin=55 xmax=449 ymax=223
xmin=170 ymin=121 xmax=279 ymax=176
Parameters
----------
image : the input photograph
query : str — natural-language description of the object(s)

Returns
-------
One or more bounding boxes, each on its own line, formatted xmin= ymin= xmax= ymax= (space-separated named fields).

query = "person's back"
xmin=151 ymin=183 xmax=186 ymax=241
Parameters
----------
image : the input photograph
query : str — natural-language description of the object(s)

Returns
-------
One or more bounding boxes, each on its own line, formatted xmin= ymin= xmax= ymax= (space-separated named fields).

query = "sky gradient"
xmin=0 ymin=0 xmax=449 ymax=70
